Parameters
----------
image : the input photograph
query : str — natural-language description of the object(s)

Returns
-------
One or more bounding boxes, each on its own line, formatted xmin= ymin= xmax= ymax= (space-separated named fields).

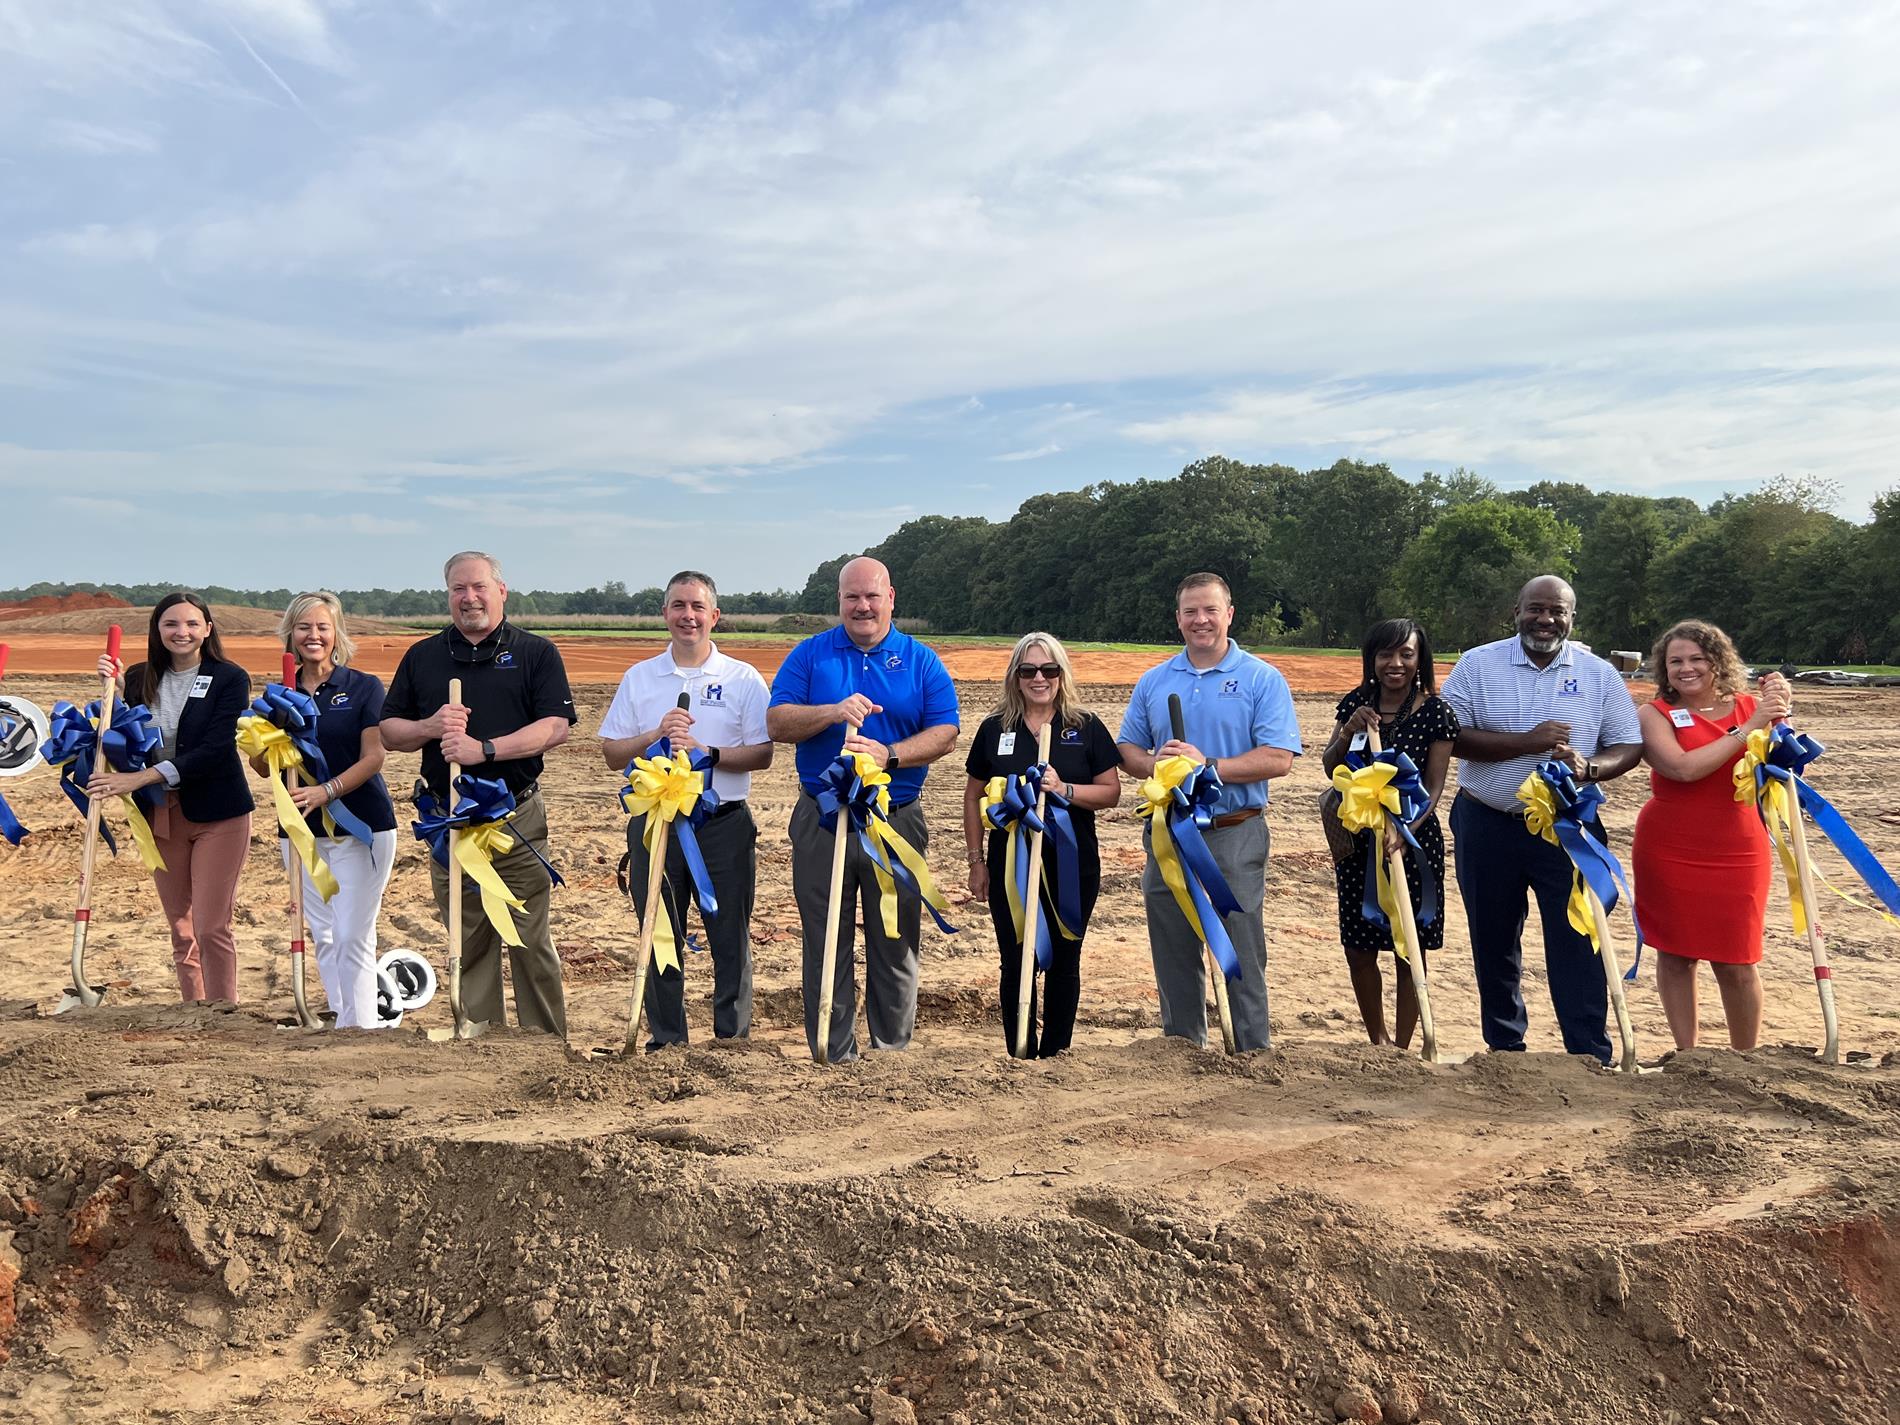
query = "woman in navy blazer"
xmin=91 ymin=592 xmax=255 ymax=1002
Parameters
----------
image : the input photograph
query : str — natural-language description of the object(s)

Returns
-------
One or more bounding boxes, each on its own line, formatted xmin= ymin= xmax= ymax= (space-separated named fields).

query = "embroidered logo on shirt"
xmin=1559 ymin=678 xmax=1580 ymax=696
xmin=330 ymin=692 xmax=351 ymax=709
xmin=496 ymin=651 xmax=515 ymax=668
xmin=1219 ymin=679 xmax=1241 ymax=697
xmin=885 ymin=654 xmax=903 ymax=670
xmin=1060 ymin=727 xmax=1082 ymax=744
xmin=702 ymin=684 xmax=724 ymax=704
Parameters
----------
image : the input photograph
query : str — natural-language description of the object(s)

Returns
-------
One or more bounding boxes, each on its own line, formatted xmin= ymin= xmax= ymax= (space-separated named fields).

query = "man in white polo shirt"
xmin=600 ymin=570 xmax=773 ymax=1048
xmin=1440 ymin=573 xmax=1643 ymax=1063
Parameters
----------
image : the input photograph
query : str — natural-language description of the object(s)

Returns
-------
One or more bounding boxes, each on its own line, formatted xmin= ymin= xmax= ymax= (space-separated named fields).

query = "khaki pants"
xmin=427 ymin=789 xmax=566 ymax=1037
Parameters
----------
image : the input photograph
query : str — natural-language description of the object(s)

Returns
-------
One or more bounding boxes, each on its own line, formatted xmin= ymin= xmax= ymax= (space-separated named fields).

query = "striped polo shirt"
xmin=1440 ymin=637 xmax=1641 ymax=812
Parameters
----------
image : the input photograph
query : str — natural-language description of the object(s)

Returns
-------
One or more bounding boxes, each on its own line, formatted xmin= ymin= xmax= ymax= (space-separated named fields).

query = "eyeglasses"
xmin=1016 ymin=663 xmax=1062 ymax=681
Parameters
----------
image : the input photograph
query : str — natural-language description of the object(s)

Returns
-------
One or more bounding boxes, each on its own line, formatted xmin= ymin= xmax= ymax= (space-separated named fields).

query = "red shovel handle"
xmin=105 ymin=625 xmax=123 ymax=664
xmin=0 ymin=642 xmax=9 ymax=681
xmin=283 ymin=652 xmax=299 ymax=686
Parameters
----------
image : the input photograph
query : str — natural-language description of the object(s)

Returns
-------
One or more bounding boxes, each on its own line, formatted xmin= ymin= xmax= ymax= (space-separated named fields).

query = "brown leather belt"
xmin=1209 ymin=807 xmax=1262 ymax=829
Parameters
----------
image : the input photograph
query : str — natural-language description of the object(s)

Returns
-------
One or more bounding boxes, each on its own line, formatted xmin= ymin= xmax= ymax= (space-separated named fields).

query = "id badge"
xmin=997 ymin=731 xmax=1017 ymax=756
xmin=1348 ymin=731 xmax=1368 ymax=753
xmin=1669 ymin=708 xmax=1695 ymax=729
xmin=189 ymin=675 xmax=214 ymax=699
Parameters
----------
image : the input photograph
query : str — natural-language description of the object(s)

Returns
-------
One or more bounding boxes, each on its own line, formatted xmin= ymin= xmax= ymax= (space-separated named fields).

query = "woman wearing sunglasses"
xmin=962 ymin=633 xmax=1123 ymax=1055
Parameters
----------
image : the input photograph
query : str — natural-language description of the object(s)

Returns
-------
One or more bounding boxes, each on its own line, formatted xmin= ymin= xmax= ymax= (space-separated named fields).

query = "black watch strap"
xmin=885 ymin=750 xmax=901 ymax=773
xmin=481 ymin=738 xmax=497 ymax=763
xmin=706 ymin=746 xmax=722 ymax=767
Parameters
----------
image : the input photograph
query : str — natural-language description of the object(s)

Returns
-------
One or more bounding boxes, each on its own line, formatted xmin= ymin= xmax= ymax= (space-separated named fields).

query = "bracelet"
xmin=967 ymin=848 xmax=984 ymax=862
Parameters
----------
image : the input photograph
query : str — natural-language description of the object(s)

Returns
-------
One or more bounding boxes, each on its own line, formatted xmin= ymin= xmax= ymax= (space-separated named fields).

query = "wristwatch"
xmin=885 ymin=750 xmax=902 ymax=773
xmin=1583 ymin=758 xmax=1598 ymax=781
xmin=706 ymin=746 xmax=722 ymax=766
xmin=481 ymin=738 xmax=496 ymax=763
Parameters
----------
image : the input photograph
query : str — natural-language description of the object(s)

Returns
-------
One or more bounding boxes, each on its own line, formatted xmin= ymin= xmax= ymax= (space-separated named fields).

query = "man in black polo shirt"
xmin=382 ymin=551 xmax=578 ymax=1035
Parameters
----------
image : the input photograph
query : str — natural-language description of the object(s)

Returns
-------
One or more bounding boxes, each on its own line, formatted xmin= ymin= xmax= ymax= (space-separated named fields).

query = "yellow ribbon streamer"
xmin=76 ymin=709 xmax=167 ymax=873
xmin=1136 ymin=754 xmax=1209 ymax=943
xmin=977 ymin=776 xmax=1078 ymax=944
xmin=1515 ymin=775 xmax=1599 ymax=948
xmin=619 ymin=751 xmax=709 ymax=975
xmin=235 ymin=715 xmax=339 ymax=902
xmin=454 ymin=821 xmax=529 ymax=948
xmin=841 ymin=752 xmax=955 ymax=938
xmin=1330 ymin=760 xmax=1408 ymax=960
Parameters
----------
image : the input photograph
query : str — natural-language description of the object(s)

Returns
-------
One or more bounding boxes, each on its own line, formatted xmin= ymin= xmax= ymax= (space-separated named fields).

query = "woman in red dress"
xmin=1633 ymin=620 xmax=1791 ymax=1051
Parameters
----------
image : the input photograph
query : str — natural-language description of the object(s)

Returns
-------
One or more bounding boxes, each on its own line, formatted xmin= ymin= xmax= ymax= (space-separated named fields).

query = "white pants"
xmin=282 ymin=830 xmax=398 ymax=1029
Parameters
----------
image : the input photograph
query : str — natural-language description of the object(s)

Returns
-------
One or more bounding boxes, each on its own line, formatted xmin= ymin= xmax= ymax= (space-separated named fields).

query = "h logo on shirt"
xmin=702 ymin=684 xmax=724 ymax=704
xmin=1220 ymin=679 xmax=1241 ymax=697
xmin=1560 ymin=677 xmax=1579 ymax=696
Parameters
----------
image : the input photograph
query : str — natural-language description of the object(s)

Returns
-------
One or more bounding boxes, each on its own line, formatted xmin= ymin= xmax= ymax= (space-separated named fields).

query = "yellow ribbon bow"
xmin=840 ymin=752 xmax=956 ymax=937
xmin=235 ymin=714 xmax=339 ymax=902
xmin=1135 ymin=754 xmax=1210 ymax=942
xmin=1331 ymin=760 xmax=1409 ymax=959
xmin=455 ymin=820 xmax=530 ymax=947
xmin=1731 ymin=727 xmax=1812 ymax=934
xmin=978 ymin=775 xmax=1076 ymax=945
xmin=1515 ymin=775 xmax=1599 ymax=948
xmin=618 ymin=750 xmax=709 ymax=974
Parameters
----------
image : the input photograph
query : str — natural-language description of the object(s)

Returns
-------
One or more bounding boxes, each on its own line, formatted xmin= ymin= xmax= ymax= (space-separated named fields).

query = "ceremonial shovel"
xmin=1587 ymin=880 xmax=1638 ymax=1074
xmin=1169 ymin=694 xmax=1236 ymax=1054
xmin=280 ymin=653 xmax=319 ymax=1028
xmin=432 ymin=677 xmax=488 ymax=1041
xmin=1771 ymin=705 xmax=1840 ymax=1064
xmin=1363 ymin=725 xmax=1437 ymax=1063
xmin=1011 ymin=723 xmax=1054 ymax=1059
xmin=623 ymin=691 xmax=691 ymax=1056
xmin=57 ymin=624 xmax=121 ymax=1013
xmin=814 ymin=718 xmax=858 ymax=1065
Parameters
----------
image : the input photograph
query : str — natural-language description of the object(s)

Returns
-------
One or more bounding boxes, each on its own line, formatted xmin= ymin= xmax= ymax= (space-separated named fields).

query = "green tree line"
xmin=0 ymin=582 xmax=800 ymax=620
xmin=795 ymin=458 xmax=1900 ymax=661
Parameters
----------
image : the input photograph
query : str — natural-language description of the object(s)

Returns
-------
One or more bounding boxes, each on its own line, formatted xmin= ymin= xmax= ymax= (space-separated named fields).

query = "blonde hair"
xmin=278 ymin=591 xmax=357 ymax=667
xmin=991 ymin=631 xmax=1088 ymax=732
xmin=1650 ymin=619 xmax=1747 ymax=705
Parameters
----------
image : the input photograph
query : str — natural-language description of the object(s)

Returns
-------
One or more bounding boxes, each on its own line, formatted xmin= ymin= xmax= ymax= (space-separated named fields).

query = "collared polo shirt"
xmin=768 ymin=625 xmax=959 ymax=804
xmin=1440 ymin=637 xmax=1642 ymax=812
xmin=598 ymin=642 xmax=770 ymax=803
xmin=293 ymin=664 xmax=397 ymax=837
xmin=384 ymin=620 xmax=577 ymax=799
xmin=1116 ymin=641 xmax=1302 ymax=816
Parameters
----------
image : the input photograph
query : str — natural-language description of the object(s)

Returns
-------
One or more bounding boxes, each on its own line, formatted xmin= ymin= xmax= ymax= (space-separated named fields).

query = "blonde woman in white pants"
xmin=250 ymin=593 xmax=401 ymax=1028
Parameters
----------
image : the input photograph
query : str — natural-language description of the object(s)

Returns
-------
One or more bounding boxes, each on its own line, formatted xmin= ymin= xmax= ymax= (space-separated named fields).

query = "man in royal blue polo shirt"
xmin=767 ymin=557 xmax=959 ymax=1063
xmin=1118 ymin=572 xmax=1301 ymax=1051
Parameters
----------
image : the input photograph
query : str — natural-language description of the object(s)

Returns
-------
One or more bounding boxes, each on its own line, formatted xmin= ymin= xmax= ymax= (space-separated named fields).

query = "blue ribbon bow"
xmin=1157 ymin=760 xmax=1246 ymax=982
xmin=0 ymin=791 xmax=22 ymax=846
xmin=817 ymin=752 xmax=957 ymax=934
xmin=1749 ymin=724 xmax=1900 ymax=920
xmin=248 ymin=683 xmax=375 ymax=848
xmin=1344 ymin=748 xmax=1441 ymax=933
xmin=40 ymin=699 xmax=164 ymax=858
xmin=619 ymin=736 xmax=722 ymax=925
xmin=1526 ymin=759 xmax=1643 ymax=978
xmin=413 ymin=773 xmax=565 ymax=887
xmin=982 ymin=763 xmax=1084 ymax=969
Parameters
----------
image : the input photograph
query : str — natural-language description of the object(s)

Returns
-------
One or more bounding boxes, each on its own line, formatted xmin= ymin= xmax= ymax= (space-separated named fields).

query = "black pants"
xmin=627 ymin=801 xmax=757 ymax=1049
xmin=987 ymin=830 xmax=1098 ymax=1057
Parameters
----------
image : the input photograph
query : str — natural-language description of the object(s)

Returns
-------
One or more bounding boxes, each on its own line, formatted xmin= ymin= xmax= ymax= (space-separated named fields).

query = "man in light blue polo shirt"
xmin=1440 ymin=573 xmax=1643 ymax=1062
xmin=1118 ymin=572 xmax=1301 ymax=1050
xmin=767 ymin=557 xmax=960 ymax=1062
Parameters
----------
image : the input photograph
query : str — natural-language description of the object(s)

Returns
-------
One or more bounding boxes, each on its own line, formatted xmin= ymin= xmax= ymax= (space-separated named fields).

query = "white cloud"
xmin=43 ymin=119 xmax=160 ymax=155
xmin=991 ymin=443 xmax=1062 ymax=462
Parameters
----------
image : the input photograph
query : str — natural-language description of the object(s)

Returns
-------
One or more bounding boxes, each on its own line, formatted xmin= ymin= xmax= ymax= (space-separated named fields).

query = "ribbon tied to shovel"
xmin=1329 ymin=749 xmax=1439 ymax=959
xmin=816 ymin=750 xmax=957 ymax=936
xmin=980 ymin=763 xmax=1082 ymax=969
xmin=413 ymin=774 xmax=564 ymax=947
xmin=1516 ymin=759 xmax=1641 ymax=977
xmin=1135 ymin=754 xmax=1244 ymax=982
xmin=41 ymin=699 xmax=167 ymax=871
xmin=617 ymin=737 xmax=722 ymax=974
xmin=236 ymin=682 xmax=376 ymax=902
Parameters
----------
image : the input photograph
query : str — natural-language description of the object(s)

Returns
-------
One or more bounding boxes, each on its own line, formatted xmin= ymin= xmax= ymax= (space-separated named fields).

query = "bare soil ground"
xmin=0 ymin=668 xmax=1895 ymax=1425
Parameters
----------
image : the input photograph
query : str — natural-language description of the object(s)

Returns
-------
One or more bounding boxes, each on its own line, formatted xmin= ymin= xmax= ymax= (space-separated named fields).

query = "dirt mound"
xmin=0 ymin=592 xmax=131 ymax=622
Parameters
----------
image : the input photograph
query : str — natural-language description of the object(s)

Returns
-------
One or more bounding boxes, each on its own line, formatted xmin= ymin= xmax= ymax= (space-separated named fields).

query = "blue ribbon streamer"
xmin=1162 ymin=761 xmax=1245 ymax=982
xmin=621 ymin=736 xmax=722 ymax=923
xmin=982 ymin=763 xmax=1084 ymax=969
xmin=816 ymin=752 xmax=957 ymax=934
xmin=41 ymin=699 xmax=164 ymax=858
xmin=0 ymin=791 xmax=24 ymax=845
xmin=1345 ymin=748 xmax=1441 ymax=932
xmin=413 ymin=773 xmax=566 ymax=888
xmin=1751 ymin=724 xmax=1900 ymax=918
xmin=1530 ymin=759 xmax=1644 ymax=978
xmin=249 ymin=682 xmax=376 ymax=848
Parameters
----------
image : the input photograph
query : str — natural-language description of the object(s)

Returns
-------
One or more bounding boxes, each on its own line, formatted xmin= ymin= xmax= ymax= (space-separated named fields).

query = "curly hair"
xmin=1649 ymin=620 xmax=1749 ymax=705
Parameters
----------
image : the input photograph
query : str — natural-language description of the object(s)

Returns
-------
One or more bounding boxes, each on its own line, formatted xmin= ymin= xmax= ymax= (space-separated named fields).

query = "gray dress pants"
xmin=1140 ymin=815 xmax=1271 ymax=1050
xmin=627 ymin=801 xmax=758 ymax=1049
xmin=789 ymin=792 xmax=928 ymax=1063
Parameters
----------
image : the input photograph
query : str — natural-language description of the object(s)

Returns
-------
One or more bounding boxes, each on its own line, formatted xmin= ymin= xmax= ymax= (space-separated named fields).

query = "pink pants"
xmin=148 ymin=793 xmax=252 ymax=1003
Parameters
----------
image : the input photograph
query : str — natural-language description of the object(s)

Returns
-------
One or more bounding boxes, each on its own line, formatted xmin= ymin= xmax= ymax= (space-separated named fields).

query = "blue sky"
xmin=4 ymin=1 xmax=1898 ymax=595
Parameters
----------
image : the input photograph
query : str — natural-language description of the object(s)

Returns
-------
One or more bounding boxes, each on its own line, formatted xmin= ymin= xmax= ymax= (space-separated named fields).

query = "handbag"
xmin=1317 ymin=785 xmax=1358 ymax=866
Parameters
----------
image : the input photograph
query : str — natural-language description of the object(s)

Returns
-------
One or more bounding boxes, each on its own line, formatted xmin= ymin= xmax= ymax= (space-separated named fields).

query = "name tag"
xmin=997 ymin=731 xmax=1017 ymax=756
xmin=189 ymin=675 xmax=214 ymax=699
xmin=1669 ymin=708 xmax=1695 ymax=729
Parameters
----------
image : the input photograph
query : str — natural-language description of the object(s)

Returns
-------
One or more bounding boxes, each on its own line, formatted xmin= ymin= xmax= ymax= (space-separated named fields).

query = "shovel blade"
xmin=54 ymin=986 xmax=107 ymax=1014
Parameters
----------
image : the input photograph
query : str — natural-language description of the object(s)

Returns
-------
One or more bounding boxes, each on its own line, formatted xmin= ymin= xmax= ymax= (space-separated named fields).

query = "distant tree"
xmin=1577 ymin=495 xmax=1668 ymax=652
xmin=1508 ymin=480 xmax=1608 ymax=540
xmin=797 ymin=554 xmax=855 ymax=614
xmin=1272 ymin=460 xmax=1429 ymax=646
xmin=1385 ymin=501 xmax=1578 ymax=649
xmin=1417 ymin=467 xmax=1498 ymax=512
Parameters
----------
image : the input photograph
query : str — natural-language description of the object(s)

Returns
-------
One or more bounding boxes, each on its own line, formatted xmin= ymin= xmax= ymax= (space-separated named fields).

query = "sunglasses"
xmin=1016 ymin=663 xmax=1062 ymax=681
